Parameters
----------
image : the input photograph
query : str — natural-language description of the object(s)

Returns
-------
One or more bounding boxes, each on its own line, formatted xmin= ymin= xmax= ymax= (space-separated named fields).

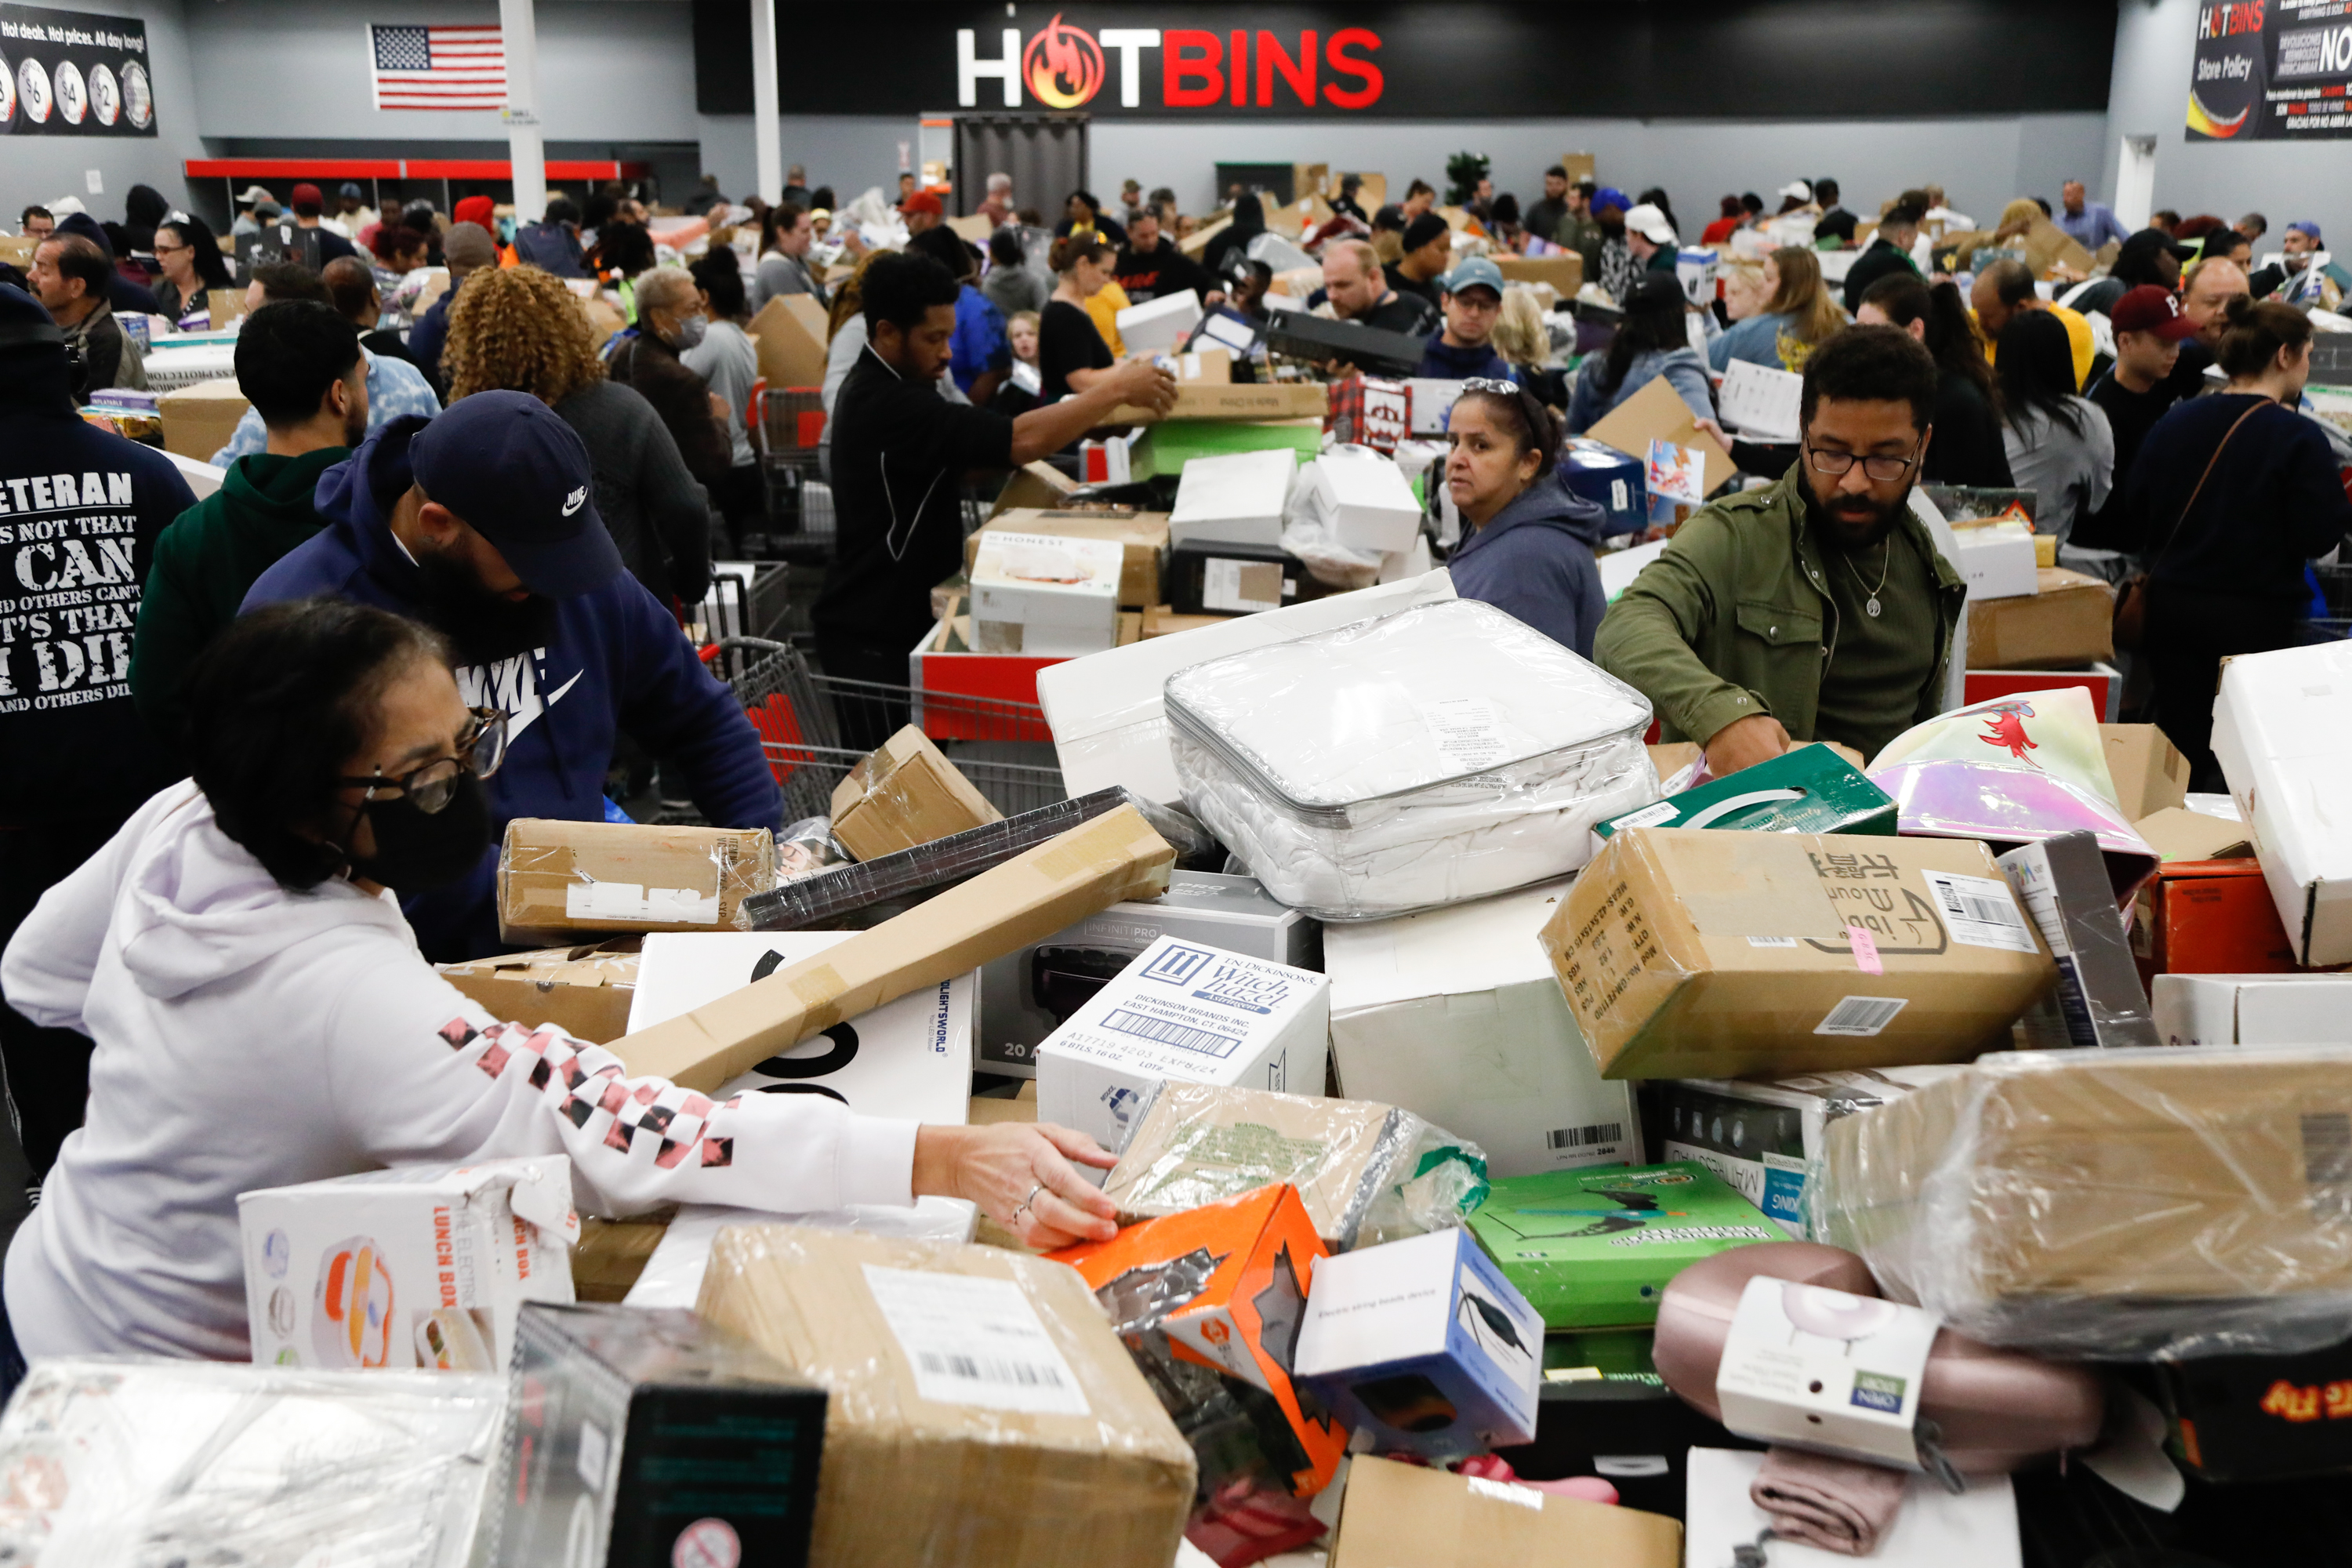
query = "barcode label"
xmin=1102 ymin=1007 xmax=1242 ymax=1060
xmin=862 ymin=1265 xmax=1091 ymax=1417
xmin=1920 ymin=870 xmax=2039 ymax=953
xmin=1548 ymin=1122 xmax=1626 ymax=1150
xmin=2303 ymin=1113 xmax=2352 ymax=1192
xmin=1814 ymin=996 xmax=1909 ymax=1037
xmin=1609 ymin=800 xmax=1681 ymax=833
xmin=1747 ymin=936 xmax=1799 ymax=949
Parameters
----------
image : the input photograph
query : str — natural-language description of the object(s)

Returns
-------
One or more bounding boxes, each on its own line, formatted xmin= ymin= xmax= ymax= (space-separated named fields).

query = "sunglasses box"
xmin=1295 ymin=1227 xmax=1544 ymax=1461
xmin=498 ymin=820 xmax=778 ymax=944
xmin=1051 ymin=1182 xmax=1349 ymax=1500
xmin=828 ymin=724 xmax=1002 ymax=862
xmin=437 ymin=938 xmax=640 ymax=1044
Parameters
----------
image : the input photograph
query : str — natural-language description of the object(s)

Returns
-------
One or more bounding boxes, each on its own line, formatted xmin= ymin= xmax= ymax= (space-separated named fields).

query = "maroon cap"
xmin=289 ymin=182 xmax=324 ymax=212
xmin=900 ymin=190 xmax=943 ymax=217
xmin=2111 ymin=285 xmax=2195 ymax=340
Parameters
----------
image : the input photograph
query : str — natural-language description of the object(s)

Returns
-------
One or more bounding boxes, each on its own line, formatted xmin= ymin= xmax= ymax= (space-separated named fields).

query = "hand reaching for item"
xmin=913 ymin=1121 xmax=1120 ymax=1248
xmin=1704 ymin=712 xmax=1792 ymax=779
xmin=1108 ymin=354 xmax=1180 ymax=416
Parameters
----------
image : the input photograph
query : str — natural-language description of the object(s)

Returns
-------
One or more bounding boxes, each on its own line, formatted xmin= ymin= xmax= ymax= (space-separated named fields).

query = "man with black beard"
xmin=243 ymin=391 xmax=781 ymax=960
xmin=1596 ymin=326 xmax=1966 ymax=778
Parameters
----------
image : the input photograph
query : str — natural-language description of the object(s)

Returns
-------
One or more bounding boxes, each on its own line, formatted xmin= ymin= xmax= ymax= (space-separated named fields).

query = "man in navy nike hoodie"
xmin=244 ymin=391 xmax=780 ymax=962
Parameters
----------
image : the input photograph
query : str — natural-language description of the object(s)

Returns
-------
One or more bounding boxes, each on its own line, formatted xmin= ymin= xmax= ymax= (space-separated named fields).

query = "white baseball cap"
xmin=235 ymin=185 xmax=275 ymax=205
xmin=1777 ymin=180 xmax=1813 ymax=203
xmin=1624 ymin=203 xmax=1679 ymax=246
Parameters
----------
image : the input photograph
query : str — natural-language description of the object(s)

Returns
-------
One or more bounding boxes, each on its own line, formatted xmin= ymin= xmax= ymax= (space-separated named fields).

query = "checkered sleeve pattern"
xmin=437 ymin=1018 xmax=741 ymax=1172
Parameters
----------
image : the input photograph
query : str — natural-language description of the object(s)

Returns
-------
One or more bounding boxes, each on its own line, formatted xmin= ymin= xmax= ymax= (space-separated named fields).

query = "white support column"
xmin=499 ymin=0 xmax=547 ymax=221
xmin=751 ymin=0 xmax=782 ymax=203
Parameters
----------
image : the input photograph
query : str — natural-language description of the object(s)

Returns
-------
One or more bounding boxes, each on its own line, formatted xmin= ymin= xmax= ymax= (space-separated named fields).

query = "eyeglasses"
xmin=337 ymin=709 xmax=509 ymax=814
xmin=1806 ymin=442 xmax=1923 ymax=484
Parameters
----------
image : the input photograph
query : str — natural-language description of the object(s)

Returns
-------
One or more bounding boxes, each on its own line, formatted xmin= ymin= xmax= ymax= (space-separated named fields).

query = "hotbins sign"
xmin=959 ymin=14 xmax=1383 ymax=110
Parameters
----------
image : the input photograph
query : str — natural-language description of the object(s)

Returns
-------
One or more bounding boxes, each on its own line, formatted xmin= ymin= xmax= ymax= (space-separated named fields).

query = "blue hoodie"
xmin=1446 ymin=470 xmax=1610 ymax=659
xmin=241 ymin=416 xmax=781 ymax=961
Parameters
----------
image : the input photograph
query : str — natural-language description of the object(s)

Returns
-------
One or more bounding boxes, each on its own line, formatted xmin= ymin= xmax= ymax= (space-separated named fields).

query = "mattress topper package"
xmin=1164 ymin=600 xmax=1657 ymax=920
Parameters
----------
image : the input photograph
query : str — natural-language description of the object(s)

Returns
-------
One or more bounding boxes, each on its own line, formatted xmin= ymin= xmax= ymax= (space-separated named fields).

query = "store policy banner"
xmin=2188 ymin=0 xmax=2352 ymax=140
xmin=0 ymin=2 xmax=156 ymax=136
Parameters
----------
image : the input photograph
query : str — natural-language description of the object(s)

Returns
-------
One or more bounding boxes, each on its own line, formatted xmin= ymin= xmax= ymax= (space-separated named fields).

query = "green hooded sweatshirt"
xmin=129 ymin=446 xmax=347 ymax=755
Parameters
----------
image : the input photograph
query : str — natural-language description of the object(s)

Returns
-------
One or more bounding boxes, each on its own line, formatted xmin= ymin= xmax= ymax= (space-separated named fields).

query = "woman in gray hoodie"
xmin=1444 ymin=381 xmax=1611 ymax=657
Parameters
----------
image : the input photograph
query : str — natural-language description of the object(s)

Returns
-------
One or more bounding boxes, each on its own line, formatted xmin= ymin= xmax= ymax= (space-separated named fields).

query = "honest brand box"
xmin=828 ymin=725 xmax=1003 ymax=862
xmin=965 ymin=510 xmax=1170 ymax=610
xmin=499 ymin=820 xmax=776 ymax=944
xmin=1034 ymin=935 xmax=1330 ymax=1156
xmin=968 ymin=531 xmax=1125 ymax=657
xmin=2151 ymin=973 xmax=2352 ymax=1048
xmin=238 ymin=1156 xmax=579 ymax=1373
xmin=1296 ymin=1227 xmax=1544 ymax=1460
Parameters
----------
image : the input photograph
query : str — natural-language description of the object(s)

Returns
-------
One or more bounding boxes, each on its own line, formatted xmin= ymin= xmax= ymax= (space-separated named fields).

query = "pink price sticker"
xmin=1846 ymin=925 xmax=1884 ymax=976
xmin=673 ymin=1518 xmax=742 ymax=1568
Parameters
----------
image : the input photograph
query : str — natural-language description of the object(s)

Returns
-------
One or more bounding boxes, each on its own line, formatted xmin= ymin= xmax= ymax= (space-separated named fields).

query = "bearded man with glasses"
xmin=1595 ymin=325 xmax=1966 ymax=778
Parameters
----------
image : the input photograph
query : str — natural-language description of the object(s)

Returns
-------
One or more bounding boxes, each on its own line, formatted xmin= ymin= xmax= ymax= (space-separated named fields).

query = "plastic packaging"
xmin=1102 ymin=1082 xmax=1490 ymax=1250
xmin=778 ymin=815 xmax=849 ymax=881
xmin=1820 ymin=1045 xmax=2352 ymax=1359
xmin=1165 ymin=599 xmax=1656 ymax=920
xmin=0 ymin=1358 xmax=503 ymax=1566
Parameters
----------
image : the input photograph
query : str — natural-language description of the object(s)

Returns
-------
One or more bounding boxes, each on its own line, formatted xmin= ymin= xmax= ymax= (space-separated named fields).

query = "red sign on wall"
xmin=960 ymin=14 xmax=1382 ymax=111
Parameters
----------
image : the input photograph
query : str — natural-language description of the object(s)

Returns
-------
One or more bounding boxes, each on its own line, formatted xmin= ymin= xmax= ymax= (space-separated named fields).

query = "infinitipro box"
xmin=1035 ymin=935 xmax=1330 ymax=1156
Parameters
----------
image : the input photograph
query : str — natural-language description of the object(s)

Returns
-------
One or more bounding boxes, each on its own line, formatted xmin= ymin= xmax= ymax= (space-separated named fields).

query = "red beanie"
xmin=455 ymin=195 xmax=495 ymax=228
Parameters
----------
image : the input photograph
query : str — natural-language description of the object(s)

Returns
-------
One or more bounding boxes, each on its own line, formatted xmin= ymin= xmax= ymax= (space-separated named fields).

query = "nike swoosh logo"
xmin=562 ymin=485 xmax=588 ymax=517
xmin=543 ymin=670 xmax=583 ymax=706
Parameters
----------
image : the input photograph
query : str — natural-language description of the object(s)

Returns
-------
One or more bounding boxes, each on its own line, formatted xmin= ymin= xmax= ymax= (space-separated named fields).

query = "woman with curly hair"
xmin=445 ymin=264 xmax=711 ymax=606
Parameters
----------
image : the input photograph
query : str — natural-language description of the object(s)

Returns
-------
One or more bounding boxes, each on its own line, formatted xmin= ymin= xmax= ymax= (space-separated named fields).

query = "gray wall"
xmin=693 ymin=114 xmax=916 ymax=209
xmin=2102 ymin=0 xmax=2351 ymax=245
xmin=5 ymin=0 xmax=209 ymax=222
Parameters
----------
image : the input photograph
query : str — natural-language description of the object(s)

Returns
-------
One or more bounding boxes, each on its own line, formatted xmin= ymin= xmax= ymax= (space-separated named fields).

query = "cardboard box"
xmin=499 ymin=820 xmax=777 ymax=943
xmin=990 ymin=459 xmax=1082 ymax=518
xmin=1948 ymin=521 xmax=2040 ymax=601
xmin=1143 ymin=604 xmax=1227 ymax=638
xmin=1050 ymin=1183 xmax=1348 ymax=1499
xmin=1405 ymin=377 xmax=1467 ymax=437
xmin=967 ymin=531 xmax=1124 ymax=657
xmin=2103 ymin=724 xmax=2190 ymax=820
xmin=238 ymin=1156 xmax=579 ymax=1372
xmin=2129 ymin=856 xmax=2296 ymax=988
xmin=1586 ymin=376 xmax=1734 ymax=500
xmin=748 ymin=293 xmax=832 ymax=390
xmin=1296 ymin=1228 xmax=1544 ymax=1460
xmin=828 ymin=725 xmax=1003 ymax=862
xmin=1594 ymin=743 xmax=1895 ymax=842
xmin=628 ymin=932 xmax=975 ymax=1124
xmin=697 ymin=1225 xmax=1195 ymax=1567
xmin=1998 ymin=831 xmax=2160 ymax=1050
xmin=966 ymin=509 xmax=1170 ymax=610
xmin=1169 ymin=447 xmax=1297 ymax=548
xmin=1328 ymin=1454 xmax=1679 ymax=1568
xmin=1034 ymin=935 xmax=1330 ymax=1155
xmin=2134 ymin=806 xmax=2252 ymax=863
xmin=1325 ymin=372 xmax=1413 ymax=453
xmin=572 ymin=1212 xmax=670 ymax=1301
xmin=1494 ymin=253 xmax=1585 ymax=295
xmin=1131 ymin=413 xmax=1325 ymax=478
xmin=1542 ymin=828 xmax=2056 ymax=1082
xmin=437 ymin=940 xmax=639 ymax=1044
xmin=1116 ymin=288 xmax=1203 ymax=355
xmin=484 ymin=1303 xmax=826 ymax=1568
xmin=2152 ymin=973 xmax=2352 ymax=1048
xmin=158 ymin=375 xmax=251 ymax=460
xmin=978 ymin=869 xmax=1316 ymax=1077
xmin=1166 ymin=536 xmax=1315 ymax=615
xmin=1178 ymin=215 xmax=1231 ymax=260
xmin=1965 ymin=567 xmax=2114 ymax=668
xmin=1715 ymin=1276 xmax=1941 ymax=1467
xmin=609 ymin=806 xmax=1174 ymax=1092
xmin=1305 ymin=446 xmax=1422 ymax=555
xmin=1464 ymin=1161 xmax=1780 ymax=1330
xmin=1107 ymin=379 xmax=1329 ymax=426
xmin=967 ymin=1082 xmax=1038 ymax=1127
xmin=2153 ymin=1338 xmax=2352 ymax=1483
xmin=1326 ymin=880 xmax=1639 ymax=1181
xmin=2213 ymin=641 xmax=2352 ymax=967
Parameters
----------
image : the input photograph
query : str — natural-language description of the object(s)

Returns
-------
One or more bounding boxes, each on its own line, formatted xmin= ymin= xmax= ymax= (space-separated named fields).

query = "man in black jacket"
xmin=29 ymin=235 xmax=146 ymax=394
xmin=1114 ymin=206 xmax=1221 ymax=307
xmin=1842 ymin=203 xmax=1923 ymax=315
xmin=0 ymin=283 xmax=195 ymax=1185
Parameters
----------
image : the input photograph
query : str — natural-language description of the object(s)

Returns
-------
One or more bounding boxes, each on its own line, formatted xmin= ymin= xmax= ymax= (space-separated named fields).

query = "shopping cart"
xmin=753 ymin=384 xmax=837 ymax=553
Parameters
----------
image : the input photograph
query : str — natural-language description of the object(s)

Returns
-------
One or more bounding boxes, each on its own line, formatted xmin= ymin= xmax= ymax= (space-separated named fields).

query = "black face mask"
xmin=347 ymin=772 xmax=492 ymax=892
xmin=414 ymin=546 xmax=559 ymax=666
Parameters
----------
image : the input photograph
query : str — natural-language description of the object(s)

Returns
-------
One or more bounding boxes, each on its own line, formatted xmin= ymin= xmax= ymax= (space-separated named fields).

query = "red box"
xmin=1324 ymin=373 xmax=1410 ymax=454
xmin=1963 ymin=663 xmax=2120 ymax=722
xmin=2132 ymin=857 xmax=2298 ymax=988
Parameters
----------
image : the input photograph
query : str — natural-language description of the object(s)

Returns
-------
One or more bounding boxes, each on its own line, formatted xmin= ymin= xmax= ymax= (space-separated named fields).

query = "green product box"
xmin=1465 ymin=1160 xmax=1780 ymax=1330
xmin=1131 ymin=418 xmax=1324 ymax=479
xmin=1595 ymin=742 xmax=1897 ymax=841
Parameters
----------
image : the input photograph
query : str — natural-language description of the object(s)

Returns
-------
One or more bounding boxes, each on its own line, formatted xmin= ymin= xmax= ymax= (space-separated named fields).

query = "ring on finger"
xmin=1023 ymin=1180 xmax=1046 ymax=1209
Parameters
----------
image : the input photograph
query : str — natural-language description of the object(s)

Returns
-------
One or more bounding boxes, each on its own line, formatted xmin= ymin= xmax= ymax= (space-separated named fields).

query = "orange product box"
xmin=2132 ymin=857 xmax=2297 ymax=989
xmin=1050 ymin=1183 xmax=1348 ymax=1498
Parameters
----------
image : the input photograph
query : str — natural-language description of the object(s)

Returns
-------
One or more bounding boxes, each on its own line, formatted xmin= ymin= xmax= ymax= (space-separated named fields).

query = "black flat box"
xmin=1166 ymin=538 xmax=1332 ymax=617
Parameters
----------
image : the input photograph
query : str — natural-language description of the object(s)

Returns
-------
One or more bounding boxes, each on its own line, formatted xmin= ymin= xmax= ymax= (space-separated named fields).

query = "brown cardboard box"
xmin=1106 ymin=379 xmax=1330 ymax=426
xmin=206 ymin=287 xmax=249 ymax=327
xmin=497 ymin=820 xmax=777 ymax=944
xmin=1497 ymin=253 xmax=1584 ymax=295
xmin=1587 ymin=375 xmax=1736 ymax=499
xmin=1647 ymin=742 xmax=1704 ymax=782
xmin=610 ymin=806 xmax=1175 ymax=1091
xmin=1329 ymin=1455 xmax=1680 ymax=1568
xmin=1559 ymin=154 xmax=1597 ymax=187
xmin=579 ymin=294 xmax=628 ymax=350
xmin=438 ymin=939 xmax=641 ymax=1042
xmin=1542 ymin=827 xmax=2056 ymax=1081
xmin=2102 ymin=724 xmax=2190 ymax=820
xmin=571 ymin=1211 xmax=670 ymax=1301
xmin=829 ymin=725 xmax=1004 ymax=861
xmin=1967 ymin=568 xmax=2114 ymax=668
xmin=2134 ymin=806 xmax=2253 ymax=863
xmin=965 ymin=510 xmax=1170 ymax=609
xmin=748 ymin=292 xmax=832 ymax=389
xmin=1178 ymin=215 xmax=1231 ymax=260
xmin=695 ymin=1224 xmax=1195 ymax=1568
xmin=0 ymin=234 xmax=34 ymax=269
xmin=991 ymin=459 xmax=1083 ymax=517
xmin=944 ymin=212 xmax=993 ymax=243
xmin=967 ymin=1082 xmax=1039 ymax=1127
xmin=1178 ymin=346 xmax=1232 ymax=384
xmin=1293 ymin=162 xmax=1330 ymax=202
xmin=159 ymin=376 xmax=252 ymax=461
xmin=1142 ymin=604 xmax=1226 ymax=638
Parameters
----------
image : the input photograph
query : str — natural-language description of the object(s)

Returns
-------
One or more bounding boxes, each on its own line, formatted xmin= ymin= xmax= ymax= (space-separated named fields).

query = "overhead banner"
xmin=2188 ymin=0 xmax=2352 ymax=140
xmin=0 ymin=2 xmax=155 ymax=136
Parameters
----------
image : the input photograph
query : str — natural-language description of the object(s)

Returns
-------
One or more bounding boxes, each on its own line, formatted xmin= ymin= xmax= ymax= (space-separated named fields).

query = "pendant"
xmin=1866 ymin=596 xmax=1882 ymax=618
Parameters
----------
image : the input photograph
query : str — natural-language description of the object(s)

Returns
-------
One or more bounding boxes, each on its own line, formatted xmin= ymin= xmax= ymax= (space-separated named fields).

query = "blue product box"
xmin=1555 ymin=437 xmax=1646 ymax=537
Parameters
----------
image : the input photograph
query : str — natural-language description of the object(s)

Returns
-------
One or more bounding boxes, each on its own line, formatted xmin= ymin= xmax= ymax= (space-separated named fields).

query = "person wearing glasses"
xmin=1442 ymin=379 xmax=1611 ymax=657
xmin=243 ymin=391 xmax=782 ymax=963
xmin=147 ymin=212 xmax=233 ymax=324
xmin=1596 ymin=327 xmax=1966 ymax=779
xmin=0 ymin=597 xmax=1123 ymax=1366
xmin=1414 ymin=257 xmax=1515 ymax=382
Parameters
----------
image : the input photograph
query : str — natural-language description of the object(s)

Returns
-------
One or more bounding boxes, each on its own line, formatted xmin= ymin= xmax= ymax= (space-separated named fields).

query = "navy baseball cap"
xmin=410 ymin=391 xmax=623 ymax=598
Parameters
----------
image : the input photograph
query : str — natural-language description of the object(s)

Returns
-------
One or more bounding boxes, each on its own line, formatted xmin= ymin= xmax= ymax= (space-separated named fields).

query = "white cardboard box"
xmin=1036 ymin=568 xmax=1459 ymax=805
xmin=968 ymin=530 xmax=1124 ymax=656
xmin=2151 ymin=973 xmax=2352 ymax=1048
xmin=628 ymin=932 xmax=976 ymax=1124
xmin=1308 ymin=447 xmax=1423 ymax=555
xmin=1714 ymin=1276 xmax=1940 ymax=1467
xmin=237 ymin=1156 xmax=578 ymax=1373
xmin=1116 ymin=288 xmax=1203 ymax=356
xmin=1404 ymin=378 xmax=1468 ymax=436
xmin=2212 ymin=641 xmax=2352 ymax=966
xmin=1324 ymin=880 xmax=1637 ymax=1180
xmin=1715 ymin=358 xmax=1803 ymax=442
xmin=1949 ymin=522 xmax=2040 ymax=602
xmin=1169 ymin=447 xmax=1298 ymax=549
xmin=1034 ymin=934 xmax=1330 ymax=1156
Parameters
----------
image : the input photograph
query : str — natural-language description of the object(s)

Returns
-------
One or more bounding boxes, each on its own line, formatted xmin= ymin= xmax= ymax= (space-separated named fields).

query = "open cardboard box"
xmin=439 ymin=939 xmax=641 ymax=1044
xmin=748 ymin=292 xmax=832 ymax=390
xmin=1967 ymin=568 xmax=2115 ymax=669
xmin=1586 ymin=376 xmax=1735 ymax=499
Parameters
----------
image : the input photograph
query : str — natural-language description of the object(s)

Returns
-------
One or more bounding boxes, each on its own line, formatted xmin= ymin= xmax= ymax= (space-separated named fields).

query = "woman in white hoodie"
xmin=0 ymin=598 xmax=1119 ymax=1361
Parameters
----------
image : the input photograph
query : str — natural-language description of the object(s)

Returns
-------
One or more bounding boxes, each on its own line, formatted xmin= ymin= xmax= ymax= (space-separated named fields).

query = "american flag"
xmin=369 ymin=24 xmax=506 ymax=111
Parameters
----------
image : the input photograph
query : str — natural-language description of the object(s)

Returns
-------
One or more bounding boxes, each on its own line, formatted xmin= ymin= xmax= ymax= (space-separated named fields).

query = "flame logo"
xmin=1024 ymin=14 xmax=1104 ymax=108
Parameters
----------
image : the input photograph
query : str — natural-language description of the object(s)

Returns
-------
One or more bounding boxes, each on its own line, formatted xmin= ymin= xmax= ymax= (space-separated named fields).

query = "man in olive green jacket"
xmin=1595 ymin=326 xmax=1966 ymax=776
